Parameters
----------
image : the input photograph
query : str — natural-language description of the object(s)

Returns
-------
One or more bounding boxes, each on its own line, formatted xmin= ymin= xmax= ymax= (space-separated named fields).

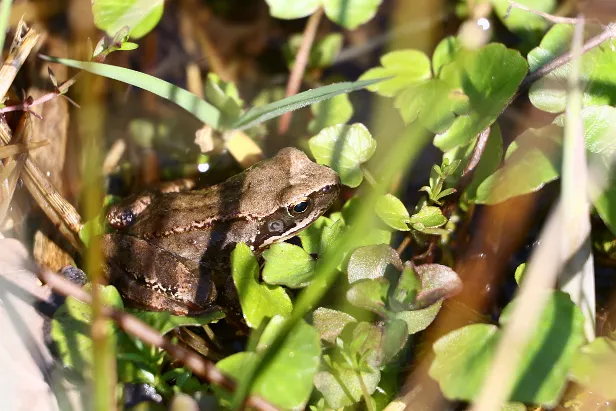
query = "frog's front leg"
xmin=101 ymin=233 xmax=217 ymax=315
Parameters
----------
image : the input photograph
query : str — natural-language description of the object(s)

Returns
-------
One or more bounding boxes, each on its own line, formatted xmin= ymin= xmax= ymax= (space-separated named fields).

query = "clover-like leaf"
xmin=375 ymin=194 xmax=411 ymax=231
xmin=309 ymin=123 xmax=377 ymax=187
xmin=92 ymin=0 xmax=164 ymax=39
xmin=347 ymin=244 xmax=403 ymax=283
xmin=528 ymin=24 xmax=616 ymax=113
xmin=434 ymin=44 xmax=528 ymax=150
xmin=570 ymin=337 xmax=616 ymax=400
xmin=315 ymin=359 xmax=380 ymax=409
xmin=312 ymin=307 xmax=357 ymax=343
xmin=308 ymin=93 xmax=353 ymax=134
xmin=231 ymin=243 xmax=292 ymax=329
xmin=51 ymin=284 xmax=123 ymax=378
xmin=476 ymin=124 xmax=562 ymax=204
xmin=429 ymin=291 xmax=586 ymax=405
xmin=217 ymin=317 xmax=321 ymax=410
xmin=359 ymin=49 xmax=432 ymax=97
xmin=395 ymin=302 xmax=442 ymax=335
xmin=262 ymin=243 xmax=316 ymax=288
xmin=432 ymin=36 xmax=462 ymax=77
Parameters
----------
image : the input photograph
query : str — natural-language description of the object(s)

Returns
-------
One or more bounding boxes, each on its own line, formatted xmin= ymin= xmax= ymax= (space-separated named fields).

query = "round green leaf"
xmin=231 ymin=243 xmax=292 ymax=329
xmin=346 ymin=278 xmax=390 ymax=317
xmin=262 ymin=243 xmax=316 ymax=288
xmin=475 ymin=124 xmax=563 ymax=204
xmin=265 ymin=0 xmax=320 ymax=19
xmin=414 ymin=263 xmax=462 ymax=308
xmin=347 ymin=244 xmax=403 ymax=283
xmin=92 ymin=0 xmax=164 ymax=39
xmin=429 ymin=291 xmax=586 ymax=405
xmin=570 ymin=337 xmax=616 ymax=400
xmin=554 ymin=105 xmax=616 ymax=156
xmin=322 ymin=0 xmax=382 ymax=30
xmin=298 ymin=216 xmax=334 ymax=254
xmin=217 ymin=318 xmax=321 ymax=410
xmin=375 ymin=194 xmax=411 ymax=231
xmin=409 ymin=206 xmax=447 ymax=231
xmin=312 ymin=307 xmax=356 ymax=343
xmin=492 ymin=0 xmax=554 ymax=41
xmin=395 ymin=302 xmax=442 ymax=335
xmin=308 ymin=93 xmax=353 ymax=134
xmin=434 ymin=44 xmax=528 ymax=150
xmin=309 ymin=123 xmax=377 ymax=187
xmin=359 ymin=50 xmax=432 ymax=97
xmin=432 ymin=36 xmax=462 ymax=77
xmin=528 ymin=24 xmax=616 ymax=113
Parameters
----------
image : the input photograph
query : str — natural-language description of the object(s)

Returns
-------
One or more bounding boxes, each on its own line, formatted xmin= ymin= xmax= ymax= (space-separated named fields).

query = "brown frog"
xmin=102 ymin=148 xmax=340 ymax=316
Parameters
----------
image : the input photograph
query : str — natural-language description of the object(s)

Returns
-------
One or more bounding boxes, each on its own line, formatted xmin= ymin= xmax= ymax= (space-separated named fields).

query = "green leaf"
xmin=359 ymin=49 xmax=432 ymax=97
xmin=413 ymin=263 xmax=462 ymax=309
xmin=232 ymin=78 xmax=384 ymax=130
xmin=475 ymin=124 xmax=562 ymax=204
xmin=312 ymin=307 xmax=356 ymax=343
xmin=394 ymin=79 xmax=468 ymax=133
xmin=514 ymin=263 xmax=526 ymax=285
xmin=92 ymin=0 xmax=164 ymax=39
xmin=127 ymin=310 xmax=225 ymax=335
xmin=322 ymin=0 xmax=382 ymax=30
xmin=591 ymin=154 xmax=616 ymax=235
xmin=231 ymin=243 xmax=292 ymax=329
xmin=308 ymin=93 xmax=353 ymax=134
xmin=434 ymin=44 xmax=528 ymax=150
xmin=554 ymin=105 xmax=616 ymax=156
xmin=262 ymin=243 xmax=316 ymax=288
xmin=298 ymin=216 xmax=334 ymax=254
xmin=217 ymin=317 xmax=321 ymax=410
xmin=265 ymin=0 xmax=320 ymax=19
xmin=528 ymin=24 xmax=616 ymax=113
xmin=379 ymin=319 xmax=409 ymax=365
xmin=395 ymin=302 xmax=442 ymax=335
xmin=204 ymin=73 xmax=244 ymax=126
xmin=309 ymin=123 xmax=377 ymax=187
xmin=492 ymin=0 xmax=555 ymax=41
xmin=41 ymin=56 xmax=223 ymax=128
xmin=347 ymin=244 xmax=403 ymax=283
xmin=375 ymin=194 xmax=411 ymax=231
xmin=51 ymin=284 xmax=123 ymax=378
xmin=410 ymin=206 xmax=447 ymax=232
xmin=389 ymin=265 xmax=421 ymax=311
xmin=429 ymin=291 xmax=586 ymax=405
xmin=432 ymin=36 xmax=462 ymax=77
xmin=346 ymin=278 xmax=390 ymax=317
xmin=570 ymin=337 xmax=616 ymax=400
xmin=464 ymin=124 xmax=503 ymax=200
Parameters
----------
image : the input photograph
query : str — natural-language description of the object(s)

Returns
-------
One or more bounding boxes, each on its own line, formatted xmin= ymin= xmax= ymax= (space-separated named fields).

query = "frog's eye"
xmin=289 ymin=198 xmax=311 ymax=216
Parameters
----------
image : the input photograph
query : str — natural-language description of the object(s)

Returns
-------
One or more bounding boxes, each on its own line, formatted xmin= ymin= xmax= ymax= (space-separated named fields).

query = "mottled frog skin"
xmin=102 ymin=148 xmax=340 ymax=315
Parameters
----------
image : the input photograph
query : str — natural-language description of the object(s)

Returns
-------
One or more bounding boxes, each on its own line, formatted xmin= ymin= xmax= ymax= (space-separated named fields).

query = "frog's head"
xmin=249 ymin=147 xmax=340 ymax=248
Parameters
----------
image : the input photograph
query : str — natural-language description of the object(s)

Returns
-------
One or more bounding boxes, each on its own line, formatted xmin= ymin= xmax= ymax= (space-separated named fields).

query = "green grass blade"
xmin=231 ymin=78 xmax=386 ymax=131
xmin=0 ymin=0 xmax=13 ymax=53
xmin=40 ymin=55 xmax=223 ymax=128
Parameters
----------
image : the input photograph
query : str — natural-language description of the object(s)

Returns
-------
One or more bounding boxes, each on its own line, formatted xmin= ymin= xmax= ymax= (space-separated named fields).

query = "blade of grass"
xmin=39 ymin=55 xmax=224 ymax=129
xmin=231 ymin=78 xmax=386 ymax=131
xmin=559 ymin=15 xmax=595 ymax=341
xmin=0 ymin=0 xmax=13 ymax=54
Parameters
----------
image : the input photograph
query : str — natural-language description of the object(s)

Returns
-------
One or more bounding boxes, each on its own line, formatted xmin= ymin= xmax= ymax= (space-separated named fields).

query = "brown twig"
xmin=37 ymin=268 xmax=279 ymax=411
xmin=520 ymin=22 xmax=616 ymax=89
xmin=277 ymin=7 xmax=324 ymax=135
xmin=506 ymin=1 xmax=579 ymax=25
xmin=456 ymin=127 xmax=491 ymax=194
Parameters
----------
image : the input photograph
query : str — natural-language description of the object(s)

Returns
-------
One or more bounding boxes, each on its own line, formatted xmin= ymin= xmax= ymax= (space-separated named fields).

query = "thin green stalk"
xmin=0 ymin=0 xmax=13 ymax=55
xmin=357 ymin=369 xmax=375 ymax=411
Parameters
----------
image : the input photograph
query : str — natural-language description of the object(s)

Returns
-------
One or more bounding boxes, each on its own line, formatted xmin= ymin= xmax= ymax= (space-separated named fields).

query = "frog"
xmin=101 ymin=147 xmax=340 ymax=316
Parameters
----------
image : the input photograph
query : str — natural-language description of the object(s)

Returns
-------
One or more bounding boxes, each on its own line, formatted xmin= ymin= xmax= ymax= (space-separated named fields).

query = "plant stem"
xmin=277 ymin=7 xmax=323 ymax=135
xmin=357 ymin=369 xmax=375 ymax=411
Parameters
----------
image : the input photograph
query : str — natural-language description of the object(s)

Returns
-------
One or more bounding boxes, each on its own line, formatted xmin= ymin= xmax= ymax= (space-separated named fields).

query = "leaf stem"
xmin=277 ymin=7 xmax=324 ymax=134
xmin=357 ymin=369 xmax=375 ymax=411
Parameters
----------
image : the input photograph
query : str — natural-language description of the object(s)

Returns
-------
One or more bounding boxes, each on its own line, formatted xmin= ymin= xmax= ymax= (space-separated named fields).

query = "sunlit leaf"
xmin=322 ymin=0 xmax=382 ymax=30
xmin=92 ymin=0 xmax=164 ymax=39
xmin=262 ymin=243 xmax=316 ymax=288
xmin=359 ymin=49 xmax=431 ymax=97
